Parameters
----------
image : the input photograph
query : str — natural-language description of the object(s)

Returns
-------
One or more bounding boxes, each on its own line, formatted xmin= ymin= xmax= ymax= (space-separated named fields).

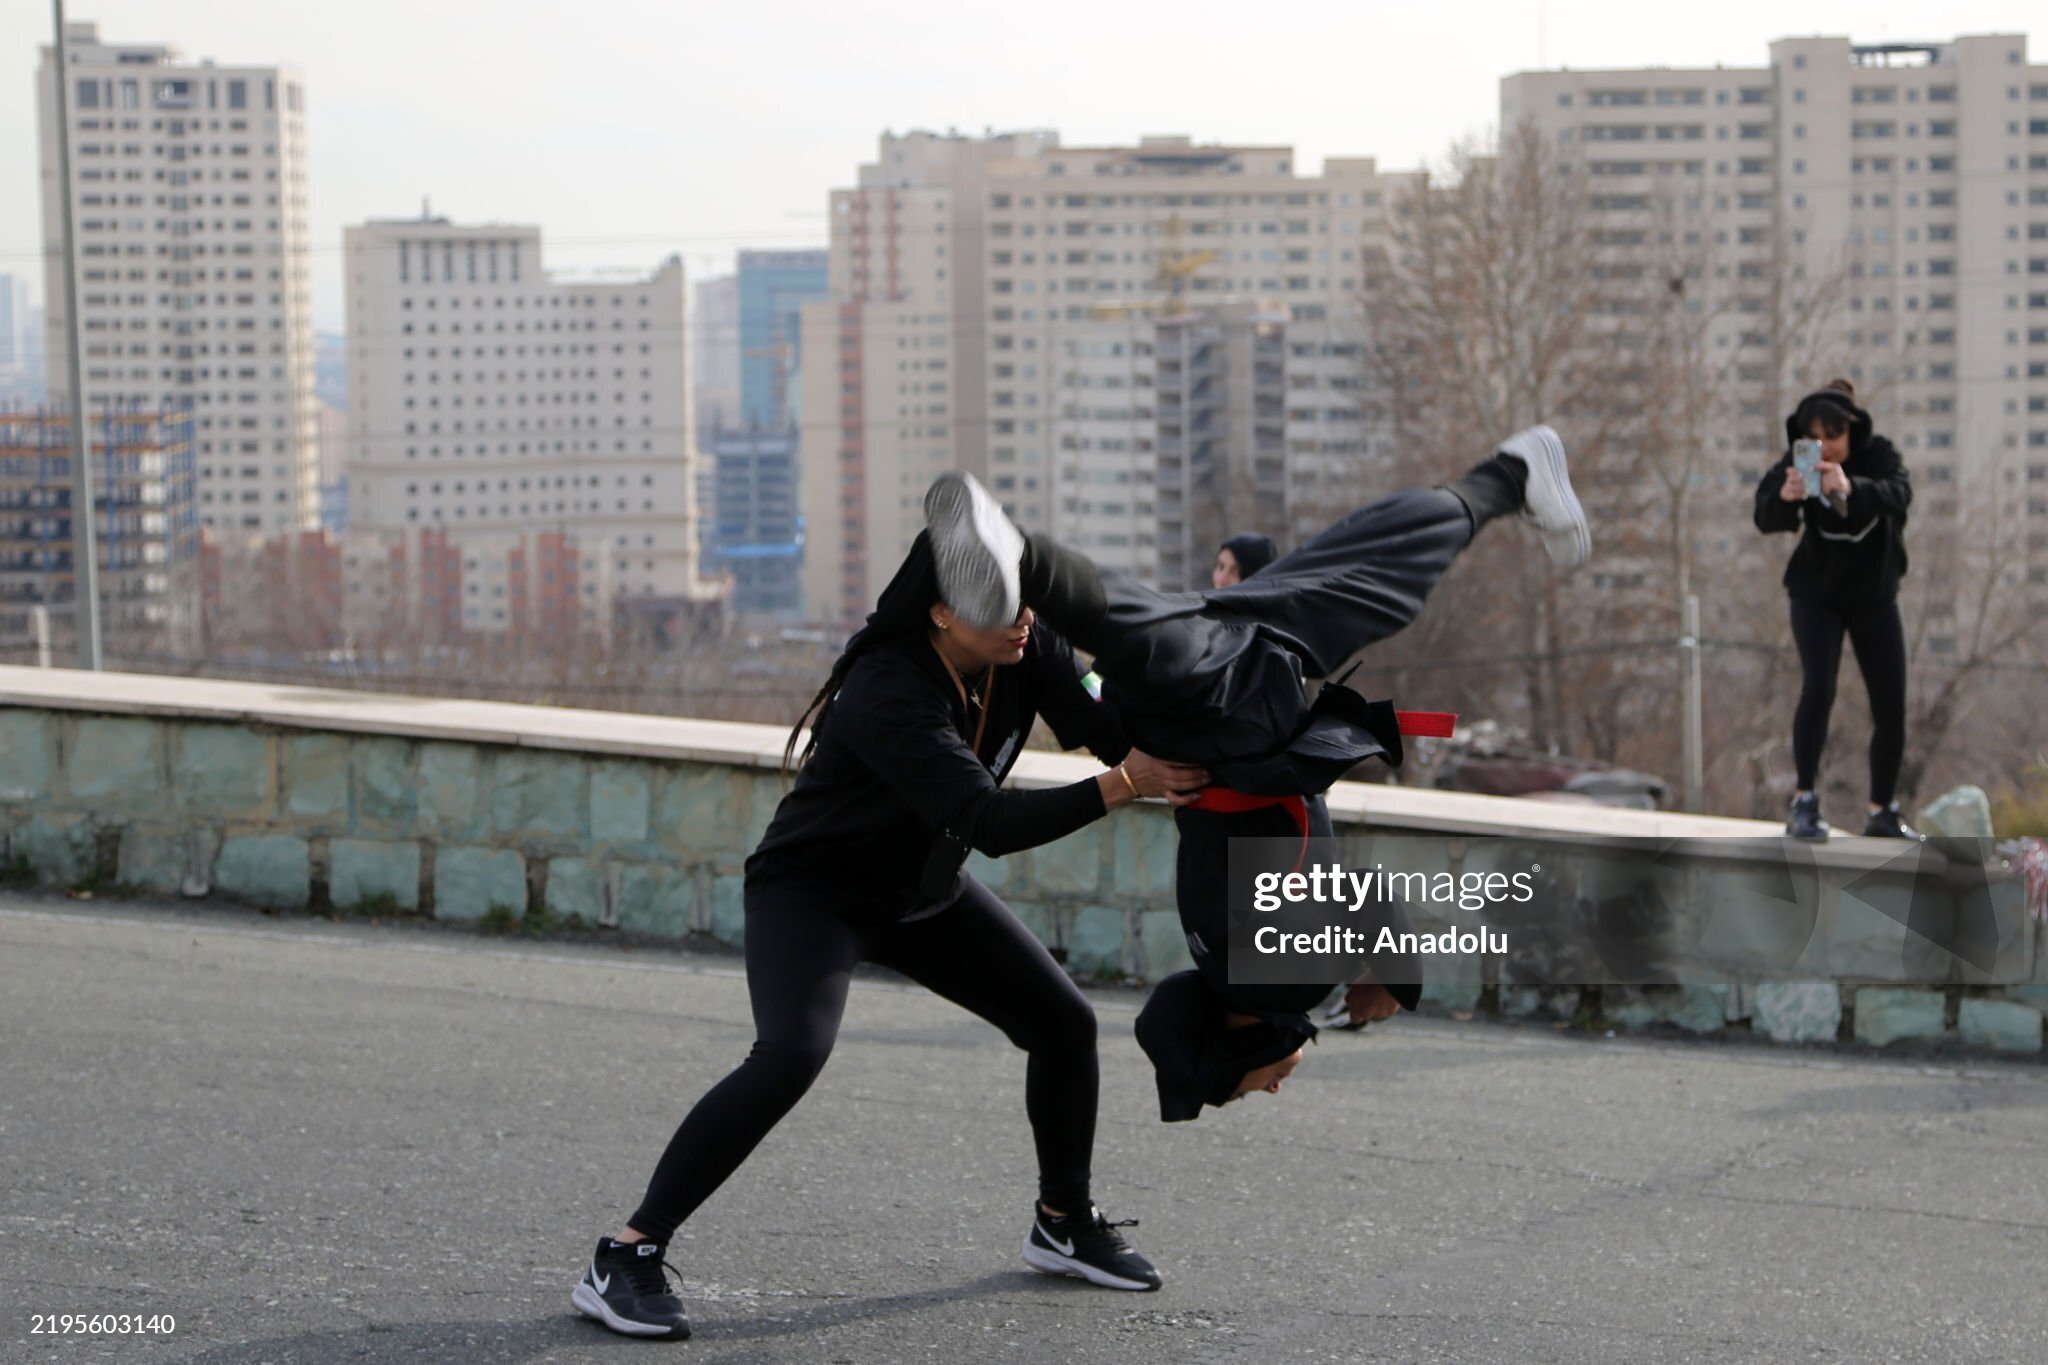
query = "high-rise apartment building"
xmin=35 ymin=22 xmax=316 ymax=535
xmin=0 ymin=408 xmax=201 ymax=654
xmin=736 ymin=250 xmax=828 ymax=432
xmin=0 ymin=275 xmax=31 ymax=391
xmin=1503 ymin=33 xmax=2048 ymax=630
xmin=342 ymin=217 xmax=712 ymax=623
xmin=692 ymin=274 xmax=740 ymax=442
xmin=800 ymin=131 xmax=1413 ymax=622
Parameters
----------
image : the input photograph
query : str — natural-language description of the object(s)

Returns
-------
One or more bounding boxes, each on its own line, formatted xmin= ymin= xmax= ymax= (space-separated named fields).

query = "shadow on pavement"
xmin=167 ymin=1273 xmax=1082 ymax=1362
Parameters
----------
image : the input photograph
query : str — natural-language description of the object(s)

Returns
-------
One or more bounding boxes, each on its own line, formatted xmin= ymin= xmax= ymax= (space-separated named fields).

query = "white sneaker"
xmin=1500 ymin=425 xmax=1591 ymax=568
xmin=925 ymin=471 xmax=1024 ymax=629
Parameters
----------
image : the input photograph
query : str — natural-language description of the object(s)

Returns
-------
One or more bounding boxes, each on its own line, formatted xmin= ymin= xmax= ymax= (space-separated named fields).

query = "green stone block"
xmin=67 ymin=717 xmax=160 ymax=814
xmin=214 ymin=834 xmax=310 ymax=909
xmin=655 ymin=766 xmax=744 ymax=857
xmin=418 ymin=744 xmax=481 ymax=838
xmin=434 ymin=846 xmax=526 ymax=922
xmin=590 ymin=763 xmax=651 ymax=845
xmin=354 ymin=738 xmax=416 ymax=829
xmin=965 ymin=850 xmax=1011 ymax=890
xmin=1066 ymin=904 xmax=1127 ymax=978
xmin=1037 ymin=826 xmax=1104 ymax=896
xmin=1959 ymin=999 xmax=2042 ymax=1054
xmin=546 ymin=857 xmax=603 ymax=923
xmin=490 ymin=750 xmax=584 ymax=839
xmin=1419 ymin=951 xmax=1482 ymax=1011
xmin=284 ymin=735 xmax=350 ymax=820
xmin=1752 ymin=981 xmax=1842 ymax=1044
xmin=618 ymin=864 xmax=693 ymax=937
xmin=117 ymin=826 xmax=191 ymax=895
xmin=711 ymin=875 xmax=746 ymax=946
xmin=742 ymin=773 xmax=784 ymax=850
xmin=1665 ymin=985 xmax=1729 ymax=1034
xmin=173 ymin=725 xmax=273 ymax=816
xmin=1007 ymin=901 xmax=1058 ymax=951
xmin=18 ymin=814 xmax=95 ymax=886
xmin=330 ymin=839 xmax=420 ymax=912
xmin=1607 ymin=985 xmax=1723 ymax=1033
xmin=1854 ymin=987 xmax=1947 ymax=1046
xmin=1112 ymin=811 xmax=1178 ymax=903
xmin=0 ymin=711 xmax=51 ymax=801
xmin=1138 ymin=908 xmax=1194 ymax=980
xmin=1501 ymin=986 xmax=1581 ymax=1021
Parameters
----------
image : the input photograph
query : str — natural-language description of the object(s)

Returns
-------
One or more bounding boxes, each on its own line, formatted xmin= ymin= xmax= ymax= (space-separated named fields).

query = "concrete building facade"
xmin=342 ymin=217 xmax=712 ymax=628
xmin=35 ymin=22 xmax=317 ymax=536
xmin=800 ymin=131 xmax=1413 ymax=622
xmin=0 ymin=407 xmax=201 ymax=655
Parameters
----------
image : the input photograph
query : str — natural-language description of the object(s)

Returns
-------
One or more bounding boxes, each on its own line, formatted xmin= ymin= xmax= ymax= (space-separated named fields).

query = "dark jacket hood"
xmin=1785 ymin=388 xmax=1873 ymax=451
xmin=1134 ymin=971 xmax=1317 ymax=1122
xmin=1219 ymin=532 xmax=1279 ymax=580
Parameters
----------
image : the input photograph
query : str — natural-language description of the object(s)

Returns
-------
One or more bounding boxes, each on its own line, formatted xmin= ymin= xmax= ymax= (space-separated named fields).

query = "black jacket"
xmin=1754 ymin=392 xmax=1911 ymax=606
xmin=746 ymin=625 xmax=1128 ymax=923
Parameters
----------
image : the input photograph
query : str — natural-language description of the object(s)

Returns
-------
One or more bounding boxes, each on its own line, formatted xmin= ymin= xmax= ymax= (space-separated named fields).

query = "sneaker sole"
xmin=925 ymin=472 xmax=1022 ymax=630
xmin=572 ymin=1281 xmax=691 ymax=1340
xmin=1022 ymin=1236 xmax=1162 ymax=1292
xmin=1508 ymin=426 xmax=1592 ymax=568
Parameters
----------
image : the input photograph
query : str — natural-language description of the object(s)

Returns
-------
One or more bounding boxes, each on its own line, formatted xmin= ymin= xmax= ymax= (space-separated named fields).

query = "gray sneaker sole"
xmin=925 ymin=472 xmax=1022 ymax=629
xmin=1505 ymin=425 xmax=1592 ymax=568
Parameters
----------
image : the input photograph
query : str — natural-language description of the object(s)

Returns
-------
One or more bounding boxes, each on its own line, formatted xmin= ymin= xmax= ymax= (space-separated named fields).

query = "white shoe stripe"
xmin=572 ymin=1281 xmax=683 ymax=1337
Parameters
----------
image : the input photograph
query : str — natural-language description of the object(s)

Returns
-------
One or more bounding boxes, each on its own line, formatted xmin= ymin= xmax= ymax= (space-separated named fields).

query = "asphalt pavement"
xmin=4 ymin=891 xmax=2046 ymax=1364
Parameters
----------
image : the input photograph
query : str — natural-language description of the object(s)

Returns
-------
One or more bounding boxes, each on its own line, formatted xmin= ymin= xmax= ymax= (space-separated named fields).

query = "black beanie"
xmin=1219 ymin=532 xmax=1278 ymax=580
xmin=1134 ymin=971 xmax=1315 ymax=1122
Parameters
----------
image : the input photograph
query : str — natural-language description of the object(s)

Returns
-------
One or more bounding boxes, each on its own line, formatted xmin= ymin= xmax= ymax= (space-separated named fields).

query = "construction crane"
xmin=1091 ymin=214 xmax=1219 ymax=322
xmin=744 ymin=337 xmax=794 ymax=428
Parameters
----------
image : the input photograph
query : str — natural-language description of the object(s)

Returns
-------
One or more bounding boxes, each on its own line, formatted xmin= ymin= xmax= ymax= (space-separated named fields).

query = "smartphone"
xmin=1792 ymin=439 xmax=1825 ymax=500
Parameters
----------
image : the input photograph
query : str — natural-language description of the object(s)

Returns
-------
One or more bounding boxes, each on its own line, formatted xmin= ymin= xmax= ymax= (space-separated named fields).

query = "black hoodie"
xmin=1753 ymin=389 xmax=1911 ymax=607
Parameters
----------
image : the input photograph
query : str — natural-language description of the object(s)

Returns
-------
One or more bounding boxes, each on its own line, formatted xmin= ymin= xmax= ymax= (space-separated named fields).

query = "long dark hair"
xmin=783 ymin=532 xmax=942 ymax=774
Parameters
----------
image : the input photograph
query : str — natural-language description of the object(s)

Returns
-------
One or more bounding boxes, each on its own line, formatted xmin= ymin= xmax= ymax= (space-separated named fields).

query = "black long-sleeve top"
xmin=1753 ymin=434 xmax=1911 ymax=607
xmin=745 ymin=624 xmax=1130 ymax=923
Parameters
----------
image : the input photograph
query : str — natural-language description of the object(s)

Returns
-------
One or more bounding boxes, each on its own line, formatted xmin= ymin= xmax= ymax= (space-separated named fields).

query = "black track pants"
xmin=626 ymin=878 xmax=1098 ymax=1243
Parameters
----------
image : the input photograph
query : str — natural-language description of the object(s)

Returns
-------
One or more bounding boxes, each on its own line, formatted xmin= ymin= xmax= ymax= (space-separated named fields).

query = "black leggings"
xmin=627 ymin=877 xmax=1098 ymax=1244
xmin=1789 ymin=596 xmax=1907 ymax=805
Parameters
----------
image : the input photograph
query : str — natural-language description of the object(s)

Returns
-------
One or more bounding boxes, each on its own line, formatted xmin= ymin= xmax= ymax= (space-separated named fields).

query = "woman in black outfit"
xmin=572 ymin=536 xmax=1207 ymax=1340
xmin=1754 ymin=379 xmax=1920 ymax=840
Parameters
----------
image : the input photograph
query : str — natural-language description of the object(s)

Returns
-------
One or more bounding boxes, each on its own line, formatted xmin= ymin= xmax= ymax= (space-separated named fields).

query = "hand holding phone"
xmin=1792 ymin=439 xmax=1826 ymax=501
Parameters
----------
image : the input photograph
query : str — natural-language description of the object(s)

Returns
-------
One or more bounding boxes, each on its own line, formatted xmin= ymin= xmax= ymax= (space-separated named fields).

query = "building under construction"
xmin=0 ymin=406 xmax=201 ymax=659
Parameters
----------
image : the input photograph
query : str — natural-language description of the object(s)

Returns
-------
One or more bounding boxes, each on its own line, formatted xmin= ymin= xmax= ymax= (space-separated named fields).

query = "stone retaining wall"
xmin=2 ymin=666 xmax=2040 ymax=1055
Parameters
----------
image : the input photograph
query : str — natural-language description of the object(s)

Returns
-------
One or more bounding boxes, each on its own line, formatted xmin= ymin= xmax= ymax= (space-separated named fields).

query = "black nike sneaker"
xmin=1863 ymin=804 xmax=1925 ymax=841
xmin=572 ymin=1237 xmax=691 ymax=1340
xmin=1022 ymin=1205 xmax=1163 ymax=1291
xmin=1786 ymin=792 xmax=1829 ymax=841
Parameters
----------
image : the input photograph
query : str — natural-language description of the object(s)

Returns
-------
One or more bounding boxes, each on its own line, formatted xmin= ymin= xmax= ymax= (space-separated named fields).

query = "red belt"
xmin=1184 ymin=709 xmax=1456 ymax=872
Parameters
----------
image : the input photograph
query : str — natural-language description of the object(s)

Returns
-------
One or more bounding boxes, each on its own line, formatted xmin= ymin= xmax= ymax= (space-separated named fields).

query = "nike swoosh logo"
xmin=1037 ymin=1221 xmax=1074 ymax=1256
xmin=590 ymin=1262 xmax=610 ymax=1294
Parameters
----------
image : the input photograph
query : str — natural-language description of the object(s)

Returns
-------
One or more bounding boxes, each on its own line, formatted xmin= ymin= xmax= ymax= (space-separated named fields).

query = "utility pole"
xmin=52 ymin=0 xmax=102 ymax=669
xmin=1680 ymin=593 xmax=1703 ymax=811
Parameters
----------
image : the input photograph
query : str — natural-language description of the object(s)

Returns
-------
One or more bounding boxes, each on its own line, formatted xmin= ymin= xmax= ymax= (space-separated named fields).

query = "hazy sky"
xmin=2 ymin=1 xmax=2038 ymax=333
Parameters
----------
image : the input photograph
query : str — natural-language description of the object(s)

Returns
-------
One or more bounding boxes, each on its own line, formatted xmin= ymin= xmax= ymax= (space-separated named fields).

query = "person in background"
xmin=1754 ymin=378 xmax=1921 ymax=841
xmin=1212 ymin=532 xmax=1278 ymax=589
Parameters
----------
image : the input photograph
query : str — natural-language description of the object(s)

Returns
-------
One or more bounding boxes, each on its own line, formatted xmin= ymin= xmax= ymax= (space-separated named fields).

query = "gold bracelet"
xmin=1116 ymin=763 xmax=1139 ymax=799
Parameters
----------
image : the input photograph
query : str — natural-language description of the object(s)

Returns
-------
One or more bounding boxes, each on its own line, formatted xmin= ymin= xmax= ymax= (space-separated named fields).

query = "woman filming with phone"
xmin=1754 ymin=378 xmax=1920 ymax=841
